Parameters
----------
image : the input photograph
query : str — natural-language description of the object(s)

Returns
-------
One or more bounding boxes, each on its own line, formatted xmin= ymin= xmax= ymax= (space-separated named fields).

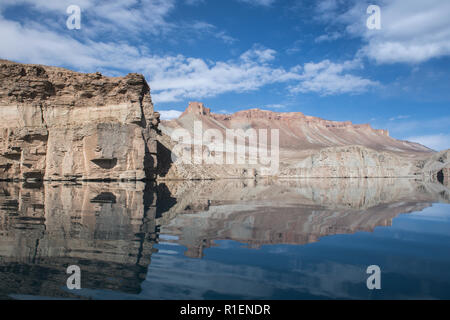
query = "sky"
xmin=0 ymin=0 xmax=449 ymax=150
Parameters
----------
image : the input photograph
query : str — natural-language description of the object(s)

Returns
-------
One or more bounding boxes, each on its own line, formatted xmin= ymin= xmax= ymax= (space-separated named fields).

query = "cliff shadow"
xmin=156 ymin=141 xmax=173 ymax=178
xmin=437 ymin=169 xmax=444 ymax=184
xmin=155 ymin=183 xmax=177 ymax=219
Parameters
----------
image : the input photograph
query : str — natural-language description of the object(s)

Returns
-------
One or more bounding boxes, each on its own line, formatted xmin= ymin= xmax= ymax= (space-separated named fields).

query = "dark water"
xmin=0 ymin=179 xmax=449 ymax=300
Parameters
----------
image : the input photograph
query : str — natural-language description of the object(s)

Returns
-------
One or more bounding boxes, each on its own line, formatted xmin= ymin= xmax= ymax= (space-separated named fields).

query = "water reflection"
xmin=0 ymin=179 xmax=448 ymax=299
xmin=0 ymin=181 xmax=159 ymax=299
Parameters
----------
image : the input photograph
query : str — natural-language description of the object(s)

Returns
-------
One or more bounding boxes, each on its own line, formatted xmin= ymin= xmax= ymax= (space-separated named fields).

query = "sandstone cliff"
xmin=162 ymin=102 xmax=430 ymax=154
xmin=421 ymin=149 xmax=450 ymax=186
xmin=1 ymin=61 xmax=447 ymax=182
xmin=158 ymin=102 xmax=447 ymax=180
xmin=0 ymin=60 xmax=160 ymax=181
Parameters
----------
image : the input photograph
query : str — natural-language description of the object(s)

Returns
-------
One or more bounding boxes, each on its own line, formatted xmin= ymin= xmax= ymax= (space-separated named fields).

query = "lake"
xmin=0 ymin=178 xmax=449 ymax=300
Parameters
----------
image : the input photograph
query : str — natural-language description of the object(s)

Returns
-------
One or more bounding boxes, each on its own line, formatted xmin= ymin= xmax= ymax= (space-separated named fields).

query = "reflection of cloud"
xmin=315 ymin=32 xmax=342 ymax=43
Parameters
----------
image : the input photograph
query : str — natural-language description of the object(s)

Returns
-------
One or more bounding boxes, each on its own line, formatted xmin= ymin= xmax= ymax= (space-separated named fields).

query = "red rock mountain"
xmin=162 ymin=101 xmax=431 ymax=154
xmin=157 ymin=102 xmax=449 ymax=180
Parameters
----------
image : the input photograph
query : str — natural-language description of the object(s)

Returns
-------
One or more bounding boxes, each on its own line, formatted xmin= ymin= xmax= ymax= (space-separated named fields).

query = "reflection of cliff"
xmin=0 ymin=178 xmax=448 ymax=298
xmin=158 ymin=178 xmax=450 ymax=258
xmin=0 ymin=182 xmax=162 ymax=299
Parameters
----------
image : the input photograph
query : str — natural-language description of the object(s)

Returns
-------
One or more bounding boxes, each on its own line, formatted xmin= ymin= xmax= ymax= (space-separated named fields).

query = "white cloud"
xmin=238 ymin=0 xmax=276 ymax=6
xmin=315 ymin=32 xmax=342 ymax=43
xmin=189 ymin=0 xmax=276 ymax=9
xmin=316 ymin=0 xmax=450 ymax=64
xmin=361 ymin=0 xmax=450 ymax=64
xmin=264 ymin=104 xmax=286 ymax=109
xmin=0 ymin=17 xmax=103 ymax=70
xmin=389 ymin=115 xmax=410 ymax=121
xmin=142 ymin=49 xmax=301 ymax=102
xmin=147 ymin=55 xmax=378 ymax=101
xmin=0 ymin=0 xmax=236 ymax=45
xmin=240 ymin=46 xmax=277 ymax=63
xmin=0 ymin=0 xmax=378 ymax=104
xmin=0 ymin=0 xmax=176 ymax=36
xmin=407 ymin=134 xmax=450 ymax=151
xmin=185 ymin=0 xmax=205 ymax=5
xmin=289 ymin=59 xmax=378 ymax=95
xmin=0 ymin=0 xmax=93 ymax=12
xmin=159 ymin=110 xmax=183 ymax=120
xmin=189 ymin=21 xmax=236 ymax=44
xmin=286 ymin=40 xmax=302 ymax=55
xmin=0 ymin=11 xmax=300 ymax=103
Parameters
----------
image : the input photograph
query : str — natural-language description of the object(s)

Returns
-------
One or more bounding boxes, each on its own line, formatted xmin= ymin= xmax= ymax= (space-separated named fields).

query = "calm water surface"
xmin=0 ymin=179 xmax=449 ymax=300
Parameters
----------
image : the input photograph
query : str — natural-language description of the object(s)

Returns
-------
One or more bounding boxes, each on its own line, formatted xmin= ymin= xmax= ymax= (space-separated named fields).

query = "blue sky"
xmin=0 ymin=0 xmax=449 ymax=150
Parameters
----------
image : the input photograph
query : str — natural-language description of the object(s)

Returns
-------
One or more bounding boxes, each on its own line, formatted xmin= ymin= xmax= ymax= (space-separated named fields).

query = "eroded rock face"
xmin=162 ymin=102 xmax=431 ymax=153
xmin=158 ymin=102 xmax=441 ymax=180
xmin=281 ymin=145 xmax=419 ymax=178
xmin=0 ymin=60 xmax=160 ymax=181
xmin=421 ymin=149 xmax=450 ymax=186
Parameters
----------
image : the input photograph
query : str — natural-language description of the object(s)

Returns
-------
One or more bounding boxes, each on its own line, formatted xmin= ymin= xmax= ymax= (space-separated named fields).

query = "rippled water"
xmin=0 ymin=179 xmax=449 ymax=300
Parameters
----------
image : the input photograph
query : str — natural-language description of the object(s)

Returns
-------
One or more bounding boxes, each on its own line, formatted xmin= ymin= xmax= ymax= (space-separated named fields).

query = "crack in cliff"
xmin=39 ymin=104 xmax=48 ymax=130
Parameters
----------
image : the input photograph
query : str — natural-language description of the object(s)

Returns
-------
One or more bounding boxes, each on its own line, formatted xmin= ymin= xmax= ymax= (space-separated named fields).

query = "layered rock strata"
xmin=1 ymin=60 xmax=447 ymax=182
xmin=158 ymin=102 xmax=448 ymax=180
xmin=0 ymin=60 xmax=160 ymax=181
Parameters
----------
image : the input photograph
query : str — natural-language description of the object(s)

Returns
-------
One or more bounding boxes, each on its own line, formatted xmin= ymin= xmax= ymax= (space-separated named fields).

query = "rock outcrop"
xmin=421 ymin=149 xmax=450 ymax=185
xmin=0 ymin=60 xmax=160 ymax=181
xmin=281 ymin=145 xmax=421 ymax=178
xmin=158 ymin=102 xmax=443 ymax=180
xmin=1 ymin=60 xmax=446 ymax=182
xmin=162 ymin=102 xmax=430 ymax=154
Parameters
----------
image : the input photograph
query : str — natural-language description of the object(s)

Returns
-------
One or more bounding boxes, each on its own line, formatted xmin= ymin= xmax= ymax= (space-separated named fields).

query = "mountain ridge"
xmin=162 ymin=101 xmax=432 ymax=155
